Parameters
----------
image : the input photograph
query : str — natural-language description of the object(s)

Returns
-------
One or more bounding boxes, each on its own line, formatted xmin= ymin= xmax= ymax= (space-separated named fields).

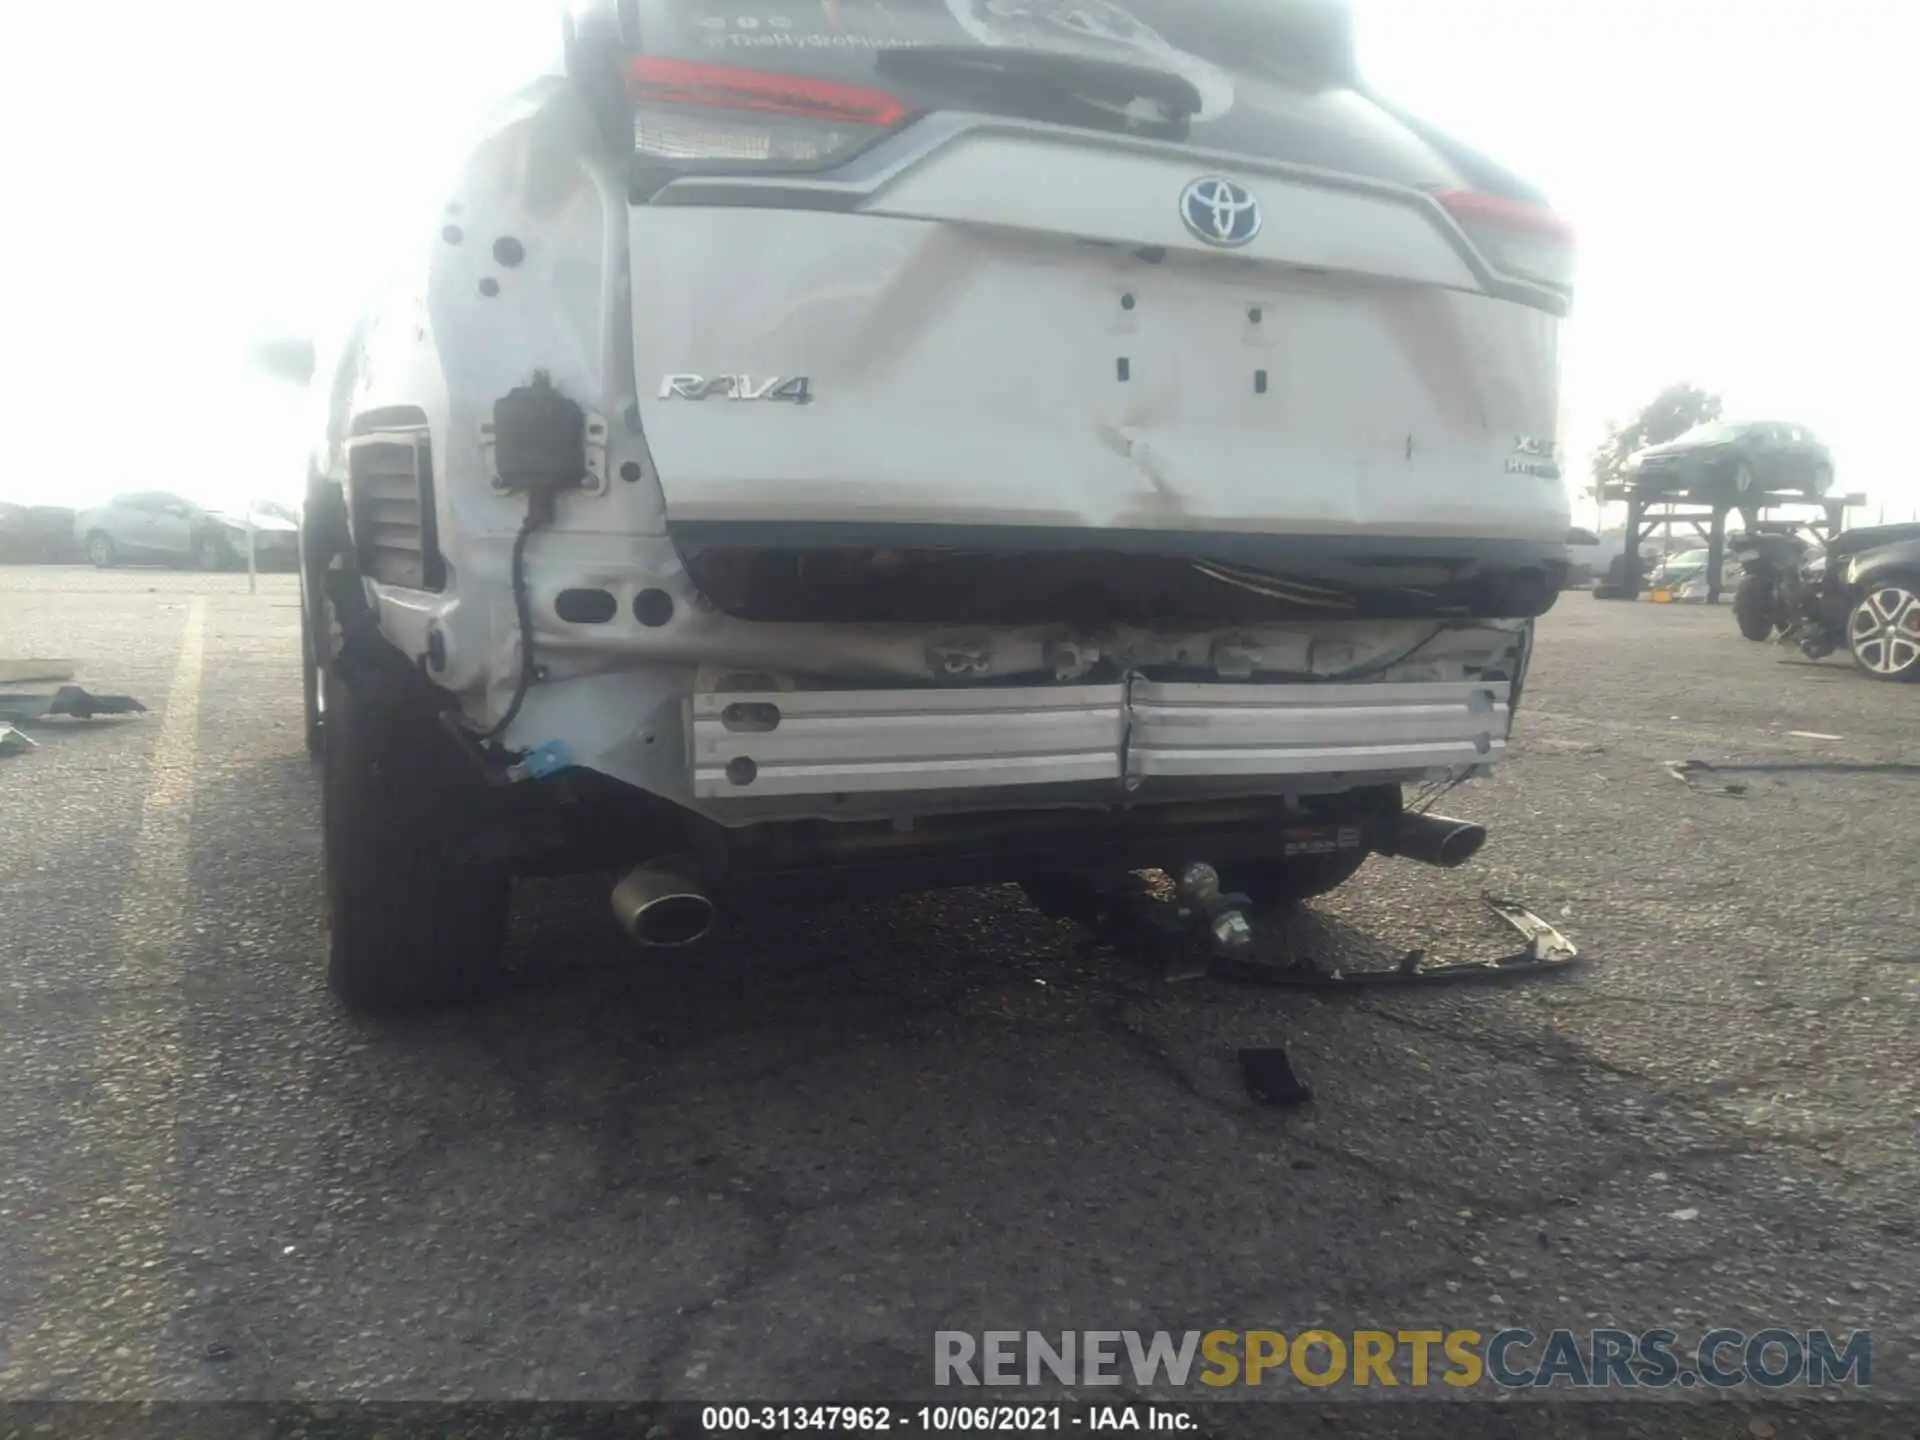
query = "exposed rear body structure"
xmin=295 ymin=0 xmax=1574 ymax=1011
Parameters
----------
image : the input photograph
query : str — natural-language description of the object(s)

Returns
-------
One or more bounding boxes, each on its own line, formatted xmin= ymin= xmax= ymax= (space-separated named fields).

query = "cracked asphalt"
xmin=1 ymin=566 xmax=1916 ymax=1418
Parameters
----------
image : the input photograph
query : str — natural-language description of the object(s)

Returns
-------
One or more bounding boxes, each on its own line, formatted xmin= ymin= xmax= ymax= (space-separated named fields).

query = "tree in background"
xmin=1588 ymin=383 xmax=1724 ymax=504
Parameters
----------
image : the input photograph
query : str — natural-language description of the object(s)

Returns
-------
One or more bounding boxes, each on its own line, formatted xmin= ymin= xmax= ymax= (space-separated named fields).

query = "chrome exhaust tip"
xmin=1379 ymin=813 xmax=1488 ymax=870
xmin=610 ymin=862 xmax=716 ymax=948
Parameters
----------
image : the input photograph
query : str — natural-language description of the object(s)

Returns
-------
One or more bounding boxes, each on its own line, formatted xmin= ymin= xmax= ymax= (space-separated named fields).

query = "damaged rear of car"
xmin=292 ymin=0 xmax=1574 ymax=1012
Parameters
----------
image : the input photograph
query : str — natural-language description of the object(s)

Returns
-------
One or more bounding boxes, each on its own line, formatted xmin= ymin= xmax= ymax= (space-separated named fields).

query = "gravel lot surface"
xmin=1 ymin=566 xmax=1915 ymax=1431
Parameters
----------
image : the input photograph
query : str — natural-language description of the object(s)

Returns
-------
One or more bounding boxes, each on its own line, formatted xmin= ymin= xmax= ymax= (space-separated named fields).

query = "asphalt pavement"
xmin=1 ymin=566 xmax=1915 ymax=1419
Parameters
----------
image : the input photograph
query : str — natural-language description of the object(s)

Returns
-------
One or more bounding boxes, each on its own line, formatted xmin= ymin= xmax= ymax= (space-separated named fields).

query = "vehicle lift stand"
xmin=1615 ymin=489 xmax=1866 ymax=602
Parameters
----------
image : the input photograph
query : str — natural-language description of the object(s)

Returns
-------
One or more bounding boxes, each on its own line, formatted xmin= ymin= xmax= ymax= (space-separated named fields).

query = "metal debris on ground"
xmin=1664 ymin=758 xmax=1751 ymax=796
xmin=1664 ymin=758 xmax=1707 ymax=785
xmin=0 ymin=723 xmax=36 ymax=755
xmin=1211 ymin=896 xmax=1579 ymax=990
xmin=1668 ymin=756 xmax=1920 ymax=786
xmin=1064 ymin=869 xmax=1581 ymax=993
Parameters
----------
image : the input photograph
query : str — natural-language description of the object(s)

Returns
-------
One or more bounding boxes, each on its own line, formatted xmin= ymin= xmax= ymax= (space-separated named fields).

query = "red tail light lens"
xmin=626 ymin=58 xmax=910 ymax=169
xmin=1434 ymin=188 xmax=1575 ymax=293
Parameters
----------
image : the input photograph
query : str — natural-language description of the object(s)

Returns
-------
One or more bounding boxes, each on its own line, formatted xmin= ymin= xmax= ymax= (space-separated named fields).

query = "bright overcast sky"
xmin=3 ymin=1 xmax=1915 ymax=521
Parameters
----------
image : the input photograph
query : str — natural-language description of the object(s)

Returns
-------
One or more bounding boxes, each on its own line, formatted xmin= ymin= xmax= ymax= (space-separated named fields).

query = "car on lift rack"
xmin=1625 ymin=420 xmax=1834 ymax=505
xmin=262 ymin=0 xmax=1575 ymax=1014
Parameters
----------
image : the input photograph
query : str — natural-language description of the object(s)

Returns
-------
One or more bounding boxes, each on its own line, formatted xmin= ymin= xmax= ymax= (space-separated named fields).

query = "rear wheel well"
xmin=1857 ymin=565 xmax=1920 ymax=594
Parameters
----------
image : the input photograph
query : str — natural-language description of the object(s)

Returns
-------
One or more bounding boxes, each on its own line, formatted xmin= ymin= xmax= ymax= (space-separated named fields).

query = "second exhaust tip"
xmin=611 ymin=863 xmax=716 ymax=948
xmin=1380 ymin=812 xmax=1488 ymax=870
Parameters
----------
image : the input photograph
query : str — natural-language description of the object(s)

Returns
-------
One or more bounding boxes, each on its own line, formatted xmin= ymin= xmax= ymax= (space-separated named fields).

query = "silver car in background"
xmin=72 ymin=492 xmax=300 ymax=570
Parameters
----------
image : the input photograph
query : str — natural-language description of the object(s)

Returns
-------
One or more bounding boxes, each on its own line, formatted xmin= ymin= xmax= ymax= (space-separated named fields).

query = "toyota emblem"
xmin=1179 ymin=177 xmax=1262 ymax=248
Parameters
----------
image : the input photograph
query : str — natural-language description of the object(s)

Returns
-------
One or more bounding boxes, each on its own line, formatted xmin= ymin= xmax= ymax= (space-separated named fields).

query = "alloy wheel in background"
xmin=1847 ymin=582 xmax=1920 ymax=679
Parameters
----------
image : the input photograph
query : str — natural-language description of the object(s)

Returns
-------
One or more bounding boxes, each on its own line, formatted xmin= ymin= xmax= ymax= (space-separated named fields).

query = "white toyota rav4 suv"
xmin=281 ymin=0 xmax=1574 ymax=1013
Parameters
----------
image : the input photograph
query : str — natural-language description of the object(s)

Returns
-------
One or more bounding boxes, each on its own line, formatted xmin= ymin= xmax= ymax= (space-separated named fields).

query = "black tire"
xmin=322 ymin=640 xmax=510 ymax=1013
xmin=297 ymin=539 xmax=331 ymax=758
xmin=1734 ymin=575 xmax=1776 ymax=642
xmin=299 ymin=591 xmax=325 ymax=757
xmin=1020 ymin=871 xmax=1120 ymax=929
xmin=1216 ymin=849 xmax=1371 ymax=909
xmin=298 ymin=474 xmax=347 ymax=758
xmin=1807 ymin=464 xmax=1834 ymax=498
xmin=85 ymin=531 xmax=117 ymax=568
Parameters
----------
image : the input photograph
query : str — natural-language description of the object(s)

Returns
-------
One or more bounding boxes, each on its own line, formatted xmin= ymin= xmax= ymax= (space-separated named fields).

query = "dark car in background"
xmin=1733 ymin=522 xmax=1920 ymax=681
xmin=72 ymin=491 xmax=300 ymax=570
xmin=1627 ymin=420 xmax=1834 ymax=503
xmin=0 ymin=503 xmax=81 ymax=564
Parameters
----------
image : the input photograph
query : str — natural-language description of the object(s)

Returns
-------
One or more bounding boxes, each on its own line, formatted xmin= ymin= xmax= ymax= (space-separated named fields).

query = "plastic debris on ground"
xmin=0 ymin=660 xmax=147 ymax=757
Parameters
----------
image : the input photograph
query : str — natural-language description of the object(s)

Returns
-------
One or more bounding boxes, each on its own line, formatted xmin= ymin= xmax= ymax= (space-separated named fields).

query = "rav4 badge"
xmin=659 ymin=375 xmax=812 ymax=404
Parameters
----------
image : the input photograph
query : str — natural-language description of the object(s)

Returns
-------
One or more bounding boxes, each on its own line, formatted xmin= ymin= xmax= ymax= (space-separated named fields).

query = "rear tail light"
xmin=1433 ymin=189 xmax=1575 ymax=293
xmin=626 ymin=58 xmax=911 ymax=169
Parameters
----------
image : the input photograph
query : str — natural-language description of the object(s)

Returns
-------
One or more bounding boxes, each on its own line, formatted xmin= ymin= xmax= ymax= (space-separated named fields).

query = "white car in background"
xmin=1647 ymin=546 xmax=1744 ymax=600
xmin=265 ymin=0 xmax=1575 ymax=1013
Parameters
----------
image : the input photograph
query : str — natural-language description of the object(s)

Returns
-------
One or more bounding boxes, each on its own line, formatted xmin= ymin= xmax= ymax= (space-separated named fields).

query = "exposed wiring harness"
xmin=1405 ymin=620 xmax=1533 ymax=815
xmin=1190 ymin=557 xmax=1454 ymax=613
xmin=472 ymin=491 xmax=554 ymax=745
xmin=1407 ymin=767 xmax=1473 ymax=816
xmin=1191 ymin=559 xmax=1360 ymax=609
xmin=469 ymin=370 xmax=588 ymax=749
xmin=1313 ymin=623 xmax=1461 ymax=682
xmin=1228 ymin=621 xmax=1511 ymax=686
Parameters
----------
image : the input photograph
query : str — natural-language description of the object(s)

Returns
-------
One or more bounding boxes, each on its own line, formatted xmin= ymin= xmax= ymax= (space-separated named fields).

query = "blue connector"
xmin=510 ymin=740 xmax=573 ymax=781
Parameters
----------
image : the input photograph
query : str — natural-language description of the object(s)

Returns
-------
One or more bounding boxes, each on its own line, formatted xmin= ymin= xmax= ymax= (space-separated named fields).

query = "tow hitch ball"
xmin=1170 ymin=813 xmax=1486 ymax=958
xmin=1176 ymin=863 xmax=1256 ymax=959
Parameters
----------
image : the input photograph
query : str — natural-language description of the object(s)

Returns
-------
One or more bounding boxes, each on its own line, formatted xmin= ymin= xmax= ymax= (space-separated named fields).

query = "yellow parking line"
xmin=0 ymin=596 xmax=205 ymax=1397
